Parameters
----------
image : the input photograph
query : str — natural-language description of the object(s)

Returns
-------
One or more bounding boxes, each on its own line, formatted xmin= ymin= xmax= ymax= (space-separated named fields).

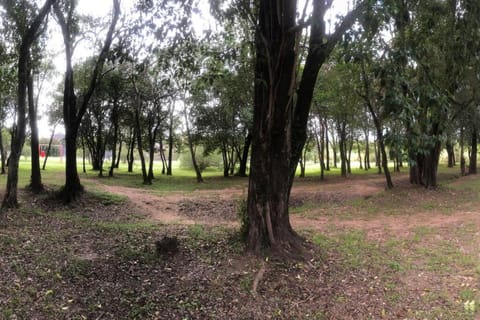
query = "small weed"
xmin=239 ymin=273 xmax=253 ymax=292
xmin=459 ymin=288 xmax=477 ymax=301
xmin=114 ymin=246 xmax=158 ymax=264
xmin=188 ymin=224 xmax=210 ymax=240
xmin=88 ymin=190 xmax=127 ymax=205
xmin=412 ymin=226 xmax=434 ymax=242
xmin=63 ymin=258 xmax=93 ymax=278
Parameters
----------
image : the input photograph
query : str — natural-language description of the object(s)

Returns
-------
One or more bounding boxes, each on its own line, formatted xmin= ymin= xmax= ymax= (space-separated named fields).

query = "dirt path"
xmin=99 ymin=175 xmax=480 ymax=240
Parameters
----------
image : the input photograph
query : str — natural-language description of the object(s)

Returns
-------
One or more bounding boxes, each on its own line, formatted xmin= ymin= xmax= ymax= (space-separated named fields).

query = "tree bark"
xmin=364 ymin=128 xmax=370 ymax=170
xmin=469 ymin=127 xmax=477 ymax=174
xmin=42 ymin=124 xmax=56 ymax=170
xmin=236 ymin=133 xmax=251 ymax=177
xmin=115 ymin=140 xmax=122 ymax=168
xmin=127 ymin=128 xmax=135 ymax=172
xmin=247 ymin=0 xmax=365 ymax=253
xmin=108 ymin=99 xmax=119 ymax=177
xmin=357 ymin=139 xmax=363 ymax=170
xmin=3 ymin=0 xmax=56 ymax=208
xmin=81 ymin=134 xmax=86 ymax=174
xmin=134 ymin=108 xmax=149 ymax=184
xmin=27 ymin=69 xmax=43 ymax=192
xmin=0 ymin=122 xmax=6 ymax=174
xmin=337 ymin=121 xmax=347 ymax=177
xmin=54 ymin=0 xmax=119 ymax=202
xmin=183 ymin=104 xmax=203 ymax=183
xmin=446 ymin=140 xmax=455 ymax=168
xmin=324 ymin=119 xmax=330 ymax=171
xmin=422 ymin=142 xmax=441 ymax=188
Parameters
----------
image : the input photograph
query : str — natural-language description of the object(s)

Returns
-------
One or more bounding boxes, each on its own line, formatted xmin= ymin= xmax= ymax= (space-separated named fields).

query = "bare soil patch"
xmin=2 ymin=171 xmax=480 ymax=319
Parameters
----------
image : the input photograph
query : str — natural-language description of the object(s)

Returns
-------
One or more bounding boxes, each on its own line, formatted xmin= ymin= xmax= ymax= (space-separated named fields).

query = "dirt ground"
xmin=101 ymin=174 xmax=480 ymax=241
xmin=2 ymin=171 xmax=480 ymax=319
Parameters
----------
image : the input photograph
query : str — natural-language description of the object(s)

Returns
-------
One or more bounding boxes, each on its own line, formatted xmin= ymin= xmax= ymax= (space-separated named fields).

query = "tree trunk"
xmin=166 ymin=104 xmax=175 ymax=176
xmin=357 ymin=139 xmax=363 ymax=170
xmin=313 ymin=120 xmax=324 ymax=180
xmin=96 ymin=117 xmax=104 ymax=176
xmin=184 ymin=104 xmax=203 ymax=183
xmin=0 ymin=123 xmax=6 ymax=174
xmin=3 ymin=0 xmax=56 ymax=207
xmin=127 ymin=128 xmax=135 ymax=172
xmin=115 ymin=140 xmax=122 ymax=168
xmin=42 ymin=124 xmax=56 ymax=170
xmin=221 ymin=145 xmax=229 ymax=178
xmin=364 ymin=128 xmax=370 ymax=170
xmin=325 ymin=119 xmax=330 ymax=171
xmin=147 ymin=122 xmax=160 ymax=183
xmin=135 ymin=108 xmax=149 ymax=184
xmin=237 ymin=133 xmax=251 ymax=177
xmin=61 ymin=125 xmax=84 ymax=202
xmin=422 ymin=142 xmax=441 ymax=188
xmin=469 ymin=127 xmax=477 ymax=174
xmin=54 ymin=0 xmax=119 ymax=202
xmin=460 ymin=127 xmax=466 ymax=175
xmin=109 ymin=99 xmax=119 ymax=177
xmin=337 ymin=121 xmax=347 ymax=177
xmin=446 ymin=141 xmax=455 ymax=168
xmin=159 ymin=139 xmax=167 ymax=174
xmin=81 ymin=134 xmax=86 ymax=174
xmin=247 ymin=0 xmax=364 ymax=253
xmin=27 ymin=70 xmax=43 ymax=192
xmin=347 ymin=136 xmax=353 ymax=174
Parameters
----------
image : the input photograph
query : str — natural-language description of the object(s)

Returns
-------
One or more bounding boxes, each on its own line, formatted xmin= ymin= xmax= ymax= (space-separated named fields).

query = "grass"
xmin=3 ymin=159 xmax=480 ymax=318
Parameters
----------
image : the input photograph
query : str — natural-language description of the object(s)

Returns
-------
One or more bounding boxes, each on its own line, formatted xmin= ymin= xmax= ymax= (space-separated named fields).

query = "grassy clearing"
xmin=1 ymin=161 xmax=480 ymax=318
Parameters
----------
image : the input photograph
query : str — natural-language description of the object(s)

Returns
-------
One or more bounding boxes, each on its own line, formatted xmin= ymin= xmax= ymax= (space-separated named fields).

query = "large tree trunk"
xmin=3 ymin=0 xmax=56 ymax=208
xmin=62 ymin=125 xmax=84 ymax=202
xmin=247 ymin=0 xmax=364 ymax=253
xmin=422 ymin=142 xmax=441 ymax=188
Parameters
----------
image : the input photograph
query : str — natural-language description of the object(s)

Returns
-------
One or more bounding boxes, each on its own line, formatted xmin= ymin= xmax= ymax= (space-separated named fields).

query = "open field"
xmin=1 ymin=161 xmax=480 ymax=319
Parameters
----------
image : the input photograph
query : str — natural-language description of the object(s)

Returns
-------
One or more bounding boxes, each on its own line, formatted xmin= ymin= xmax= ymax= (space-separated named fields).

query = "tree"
xmin=1 ymin=0 xmax=56 ymax=208
xmin=53 ymin=0 xmax=120 ymax=202
xmin=246 ymin=0 xmax=365 ymax=253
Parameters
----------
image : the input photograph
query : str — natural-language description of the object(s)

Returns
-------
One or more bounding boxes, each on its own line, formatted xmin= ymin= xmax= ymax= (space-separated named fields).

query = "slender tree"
xmin=2 ymin=0 xmax=56 ymax=208
xmin=53 ymin=0 xmax=119 ymax=202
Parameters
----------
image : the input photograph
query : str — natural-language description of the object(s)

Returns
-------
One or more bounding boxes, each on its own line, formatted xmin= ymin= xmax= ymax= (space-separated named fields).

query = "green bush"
xmin=178 ymin=147 xmax=222 ymax=172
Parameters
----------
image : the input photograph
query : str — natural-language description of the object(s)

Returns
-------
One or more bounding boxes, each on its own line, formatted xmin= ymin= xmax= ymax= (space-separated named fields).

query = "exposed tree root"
xmin=252 ymin=261 xmax=266 ymax=296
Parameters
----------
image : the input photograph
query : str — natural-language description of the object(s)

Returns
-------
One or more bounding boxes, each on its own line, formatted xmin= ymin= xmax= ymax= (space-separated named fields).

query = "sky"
xmin=38 ymin=0 xmax=350 ymax=138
